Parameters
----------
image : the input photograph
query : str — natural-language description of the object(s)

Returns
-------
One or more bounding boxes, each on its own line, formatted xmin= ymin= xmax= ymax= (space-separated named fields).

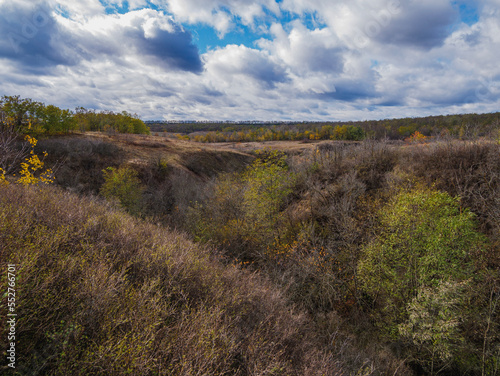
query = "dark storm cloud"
xmin=130 ymin=26 xmax=203 ymax=73
xmin=0 ymin=2 xmax=78 ymax=70
xmin=375 ymin=3 xmax=459 ymax=49
xmin=0 ymin=3 xmax=203 ymax=74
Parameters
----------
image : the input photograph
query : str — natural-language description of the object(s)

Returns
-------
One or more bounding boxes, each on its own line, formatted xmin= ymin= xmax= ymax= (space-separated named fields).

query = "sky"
xmin=0 ymin=0 xmax=499 ymax=121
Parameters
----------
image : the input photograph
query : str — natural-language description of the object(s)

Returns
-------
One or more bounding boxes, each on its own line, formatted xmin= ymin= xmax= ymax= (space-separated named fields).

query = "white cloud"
xmin=52 ymin=0 xmax=105 ymax=21
xmin=281 ymin=0 xmax=458 ymax=50
xmin=1 ymin=0 xmax=499 ymax=121
xmin=258 ymin=22 xmax=344 ymax=74
xmin=160 ymin=0 xmax=280 ymax=35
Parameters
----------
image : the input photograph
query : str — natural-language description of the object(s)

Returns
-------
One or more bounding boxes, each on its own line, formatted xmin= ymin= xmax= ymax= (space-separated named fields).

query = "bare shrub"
xmin=0 ymin=183 xmax=341 ymax=375
xmin=35 ymin=137 xmax=123 ymax=193
xmin=348 ymin=139 xmax=399 ymax=191
xmin=0 ymin=121 xmax=30 ymax=174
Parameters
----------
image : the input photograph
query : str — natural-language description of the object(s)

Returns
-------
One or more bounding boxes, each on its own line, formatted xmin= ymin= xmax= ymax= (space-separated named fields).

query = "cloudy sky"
xmin=0 ymin=0 xmax=499 ymax=121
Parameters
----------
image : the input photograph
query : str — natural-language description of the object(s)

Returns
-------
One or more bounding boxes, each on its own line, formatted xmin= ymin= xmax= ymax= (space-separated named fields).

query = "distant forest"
xmin=149 ymin=111 xmax=500 ymax=142
xmin=2 ymin=94 xmax=500 ymax=141
xmin=0 ymin=95 xmax=150 ymax=135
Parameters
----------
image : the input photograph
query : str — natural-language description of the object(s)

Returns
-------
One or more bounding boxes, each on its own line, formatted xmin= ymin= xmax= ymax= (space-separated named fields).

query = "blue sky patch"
xmin=188 ymin=24 xmax=264 ymax=53
xmin=453 ymin=1 xmax=479 ymax=25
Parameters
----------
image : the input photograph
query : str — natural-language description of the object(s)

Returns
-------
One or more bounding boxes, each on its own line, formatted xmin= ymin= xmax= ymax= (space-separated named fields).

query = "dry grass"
xmin=86 ymin=132 xmax=254 ymax=168
xmin=208 ymin=140 xmax=361 ymax=154
xmin=35 ymin=133 xmax=255 ymax=196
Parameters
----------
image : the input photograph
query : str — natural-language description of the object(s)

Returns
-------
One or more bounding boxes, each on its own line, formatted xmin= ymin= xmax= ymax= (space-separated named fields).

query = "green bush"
xmin=100 ymin=165 xmax=144 ymax=214
xmin=358 ymin=188 xmax=486 ymax=332
xmin=189 ymin=150 xmax=296 ymax=262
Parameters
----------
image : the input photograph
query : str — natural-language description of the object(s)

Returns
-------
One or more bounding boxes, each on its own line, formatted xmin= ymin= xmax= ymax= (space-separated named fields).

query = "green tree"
xmin=358 ymin=188 xmax=486 ymax=333
xmin=39 ymin=104 xmax=76 ymax=133
xmin=73 ymin=108 xmax=149 ymax=135
xmin=1 ymin=95 xmax=42 ymax=132
xmin=240 ymin=150 xmax=295 ymax=252
xmin=345 ymin=125 xmax=365 ymax=140
xmin=243 ymin=150 xmax=294 ymax=228
xmin=131 ymin=117 xmax=150 ymax=134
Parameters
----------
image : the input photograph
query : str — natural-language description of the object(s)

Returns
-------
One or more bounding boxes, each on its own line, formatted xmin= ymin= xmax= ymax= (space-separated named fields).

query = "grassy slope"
xmin=83 ymin=132 xmax=255 ymax=175
xmin=35 ymin=133 xmax=256 ymax=196
xmin=0 ymin=184 xmax=337 ymax=375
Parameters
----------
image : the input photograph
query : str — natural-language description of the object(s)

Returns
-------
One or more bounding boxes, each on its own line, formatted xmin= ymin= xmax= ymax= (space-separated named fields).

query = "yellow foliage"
xmin=1 ymin=134 xmax=54 ymax=186
xmin=26 ymin=135 xmax=37 ymax=147
xmin=406 ymin=131 xmax=427 ymax=143
xmin=0 ymin=168 xmax=7 ymax=185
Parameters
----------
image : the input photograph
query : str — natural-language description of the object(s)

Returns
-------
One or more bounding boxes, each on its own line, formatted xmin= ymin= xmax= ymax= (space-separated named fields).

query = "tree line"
xmin=177 ymin=124 xmax=365 ymax=142
xmin=0 ymin=95 xmax=150 ymax=135
xmin=149 ymin=111 xmax=500 ymax=141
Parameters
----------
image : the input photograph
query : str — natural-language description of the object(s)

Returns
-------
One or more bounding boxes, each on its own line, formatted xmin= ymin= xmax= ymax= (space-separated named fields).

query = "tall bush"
xmin=100 ymin=165 xmax=144 ymax=214
xmin=358 ymin=188 xmax=486 ymax=332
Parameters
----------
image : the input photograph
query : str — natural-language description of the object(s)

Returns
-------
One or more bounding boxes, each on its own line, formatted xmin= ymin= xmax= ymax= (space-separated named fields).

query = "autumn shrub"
xmin=189 ymin=150 xmax=296 ymax=262
xmin=0 ymin=118 xmax=31 ymax=175
xmin=296 ymin=140 xmax=398 ymax=192
xmin=349 ymin=139 xmax=398 ymax=191
xmin=138 ymin=161 xmax=208 ymax=226
xmin=462 ymin=270 xmax=500 ymax=376
xmin=0 ymin=183 xmax=340 ymax=375
xmin=100 ymin=165 xmax=144 ymax=214
xmin=405 ymin=131 xmax=427 ymax=143
xmin=401 ymin=140 xmax=500 ymax=246
xmin=0 ymin=122 xmax=54 ymax=186
xmin=292 ymin=142 xmax=353 ymax=183
xmin=36 ymin=137 xmax=123 ymax=193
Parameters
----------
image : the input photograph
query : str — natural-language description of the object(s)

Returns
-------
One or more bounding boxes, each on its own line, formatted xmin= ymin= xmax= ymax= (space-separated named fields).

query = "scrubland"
xmin=2 ymin=131 xmax=500 ymax=375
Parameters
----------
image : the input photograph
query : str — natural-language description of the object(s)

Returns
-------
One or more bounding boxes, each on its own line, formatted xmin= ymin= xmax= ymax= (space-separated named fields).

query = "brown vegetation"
xmin=0 ymin=184 xmax=341 ymax=375
xmin=2 ymin=128 xmax=499 ymax=375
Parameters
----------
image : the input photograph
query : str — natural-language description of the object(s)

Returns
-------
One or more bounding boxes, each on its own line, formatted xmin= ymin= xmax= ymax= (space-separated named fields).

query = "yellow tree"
xmin=0 ymin=118 xmax=53 ymax=186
